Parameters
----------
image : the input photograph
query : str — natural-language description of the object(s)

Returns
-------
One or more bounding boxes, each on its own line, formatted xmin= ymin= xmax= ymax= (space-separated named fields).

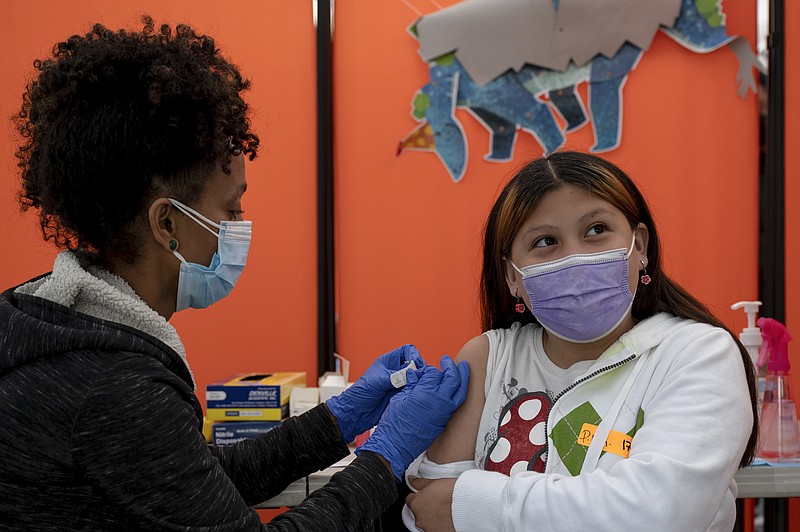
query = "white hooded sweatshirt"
xmin=408 ymin=313 xmax=753 ymax=532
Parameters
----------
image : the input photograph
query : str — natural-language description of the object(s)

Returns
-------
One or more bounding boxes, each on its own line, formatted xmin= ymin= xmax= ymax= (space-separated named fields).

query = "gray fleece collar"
xmin=15 ymin=251 xmax=194 ymax=387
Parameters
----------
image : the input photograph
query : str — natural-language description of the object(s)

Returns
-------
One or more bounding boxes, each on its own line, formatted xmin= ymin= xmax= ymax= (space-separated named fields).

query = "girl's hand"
xmin=406 ymin=477 xmax=457 ymax=532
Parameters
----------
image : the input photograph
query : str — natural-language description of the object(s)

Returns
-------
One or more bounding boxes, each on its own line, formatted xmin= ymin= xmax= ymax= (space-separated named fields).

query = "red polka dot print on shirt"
xmin=484 ymin=391 xmax=552 ymax=475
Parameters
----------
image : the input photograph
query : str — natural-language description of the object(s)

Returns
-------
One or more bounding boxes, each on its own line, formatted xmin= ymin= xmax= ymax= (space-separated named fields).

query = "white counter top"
xmin=256 ymin=463 xmax=800 ymax=508
xmin=735 ymin=465 xmax=800 ymax=498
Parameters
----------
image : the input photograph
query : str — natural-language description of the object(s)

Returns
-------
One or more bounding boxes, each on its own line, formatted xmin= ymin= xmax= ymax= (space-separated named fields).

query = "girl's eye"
xmin=229 ymin=210 xmax=245 ymax=221
xmin=586 ymin=224 xmax=606 ymax=236
xmin=533 ymin=236 xmax=557 ymax=248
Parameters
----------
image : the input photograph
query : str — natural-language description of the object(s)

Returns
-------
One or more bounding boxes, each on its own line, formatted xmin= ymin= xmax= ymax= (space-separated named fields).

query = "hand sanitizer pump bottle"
xmin=731 ymin=301 xmax=765 ymax=411
xmin=757 ymin=317 xmax=800 ymax=460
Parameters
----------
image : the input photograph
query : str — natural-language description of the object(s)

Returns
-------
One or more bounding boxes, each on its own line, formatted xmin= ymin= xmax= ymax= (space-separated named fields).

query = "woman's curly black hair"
xmin=13 ymin=15 xmax=260 ymax=263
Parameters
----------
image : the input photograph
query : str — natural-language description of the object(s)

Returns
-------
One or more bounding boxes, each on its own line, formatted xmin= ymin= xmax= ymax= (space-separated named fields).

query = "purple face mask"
xmin=512 ymin=235 xmax=636 ymax=343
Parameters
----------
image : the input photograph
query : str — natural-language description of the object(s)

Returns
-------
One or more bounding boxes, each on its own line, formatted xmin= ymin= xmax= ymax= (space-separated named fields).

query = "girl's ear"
xmin=503 ymin=257 xmax=519 ymax=297
xmin=635 ymin=223 xmax=650 ymax=267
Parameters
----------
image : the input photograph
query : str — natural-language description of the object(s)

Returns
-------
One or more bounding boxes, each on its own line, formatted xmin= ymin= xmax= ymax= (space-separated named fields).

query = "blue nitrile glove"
xmin=326 ymin=344 xmax=426 ymax=443
xmin=356 ymin=355 xmax=470 ymax=480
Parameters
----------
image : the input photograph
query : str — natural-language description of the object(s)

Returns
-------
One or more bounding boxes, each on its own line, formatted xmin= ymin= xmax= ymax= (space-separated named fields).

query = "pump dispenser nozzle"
xmin=731 ymin=301 xmax=763 ymax=365
xmin=732 ymin=301 xmax=762 ymax=329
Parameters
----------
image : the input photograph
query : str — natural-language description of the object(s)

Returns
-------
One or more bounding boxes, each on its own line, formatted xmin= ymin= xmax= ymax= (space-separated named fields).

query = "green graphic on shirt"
xmin=551 ymin=402 xmax=601 ymax=476
xmin=551 ymin=402 xmax=646 ymax=476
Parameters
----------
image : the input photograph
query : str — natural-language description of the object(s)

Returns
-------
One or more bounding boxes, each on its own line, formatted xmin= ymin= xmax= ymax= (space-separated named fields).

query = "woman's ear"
xmin=635 ymin=223 xmax=650 ymax=267
xmin=148 ymin=198 xmax=179 ymax=252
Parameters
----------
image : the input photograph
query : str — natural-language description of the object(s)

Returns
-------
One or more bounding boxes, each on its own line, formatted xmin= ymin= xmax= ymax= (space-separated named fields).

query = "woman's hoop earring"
xmin=514 ymin=288 xmax=526 ymax=313
xmin=639 ymin=259 xmax=651 ymax=285
xmin=169 ymin=239 xmax=179 ymax=252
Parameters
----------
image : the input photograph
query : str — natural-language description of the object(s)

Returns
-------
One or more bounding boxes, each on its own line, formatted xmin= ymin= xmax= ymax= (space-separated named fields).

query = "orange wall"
xmin=0 ymin=1 xmax=320 ymax=396
xmin=0 ymin=3 xmax=764 ymax=400
xmin=0 ymin=2 xmax=762 ymax=392
xmin=334 ymin=1 xmax=760 ymax=378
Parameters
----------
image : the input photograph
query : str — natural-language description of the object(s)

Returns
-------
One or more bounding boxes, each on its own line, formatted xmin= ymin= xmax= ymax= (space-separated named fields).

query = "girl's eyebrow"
xmin=523 ymin=209 xmax=612 ymax=236
xmin=579 ymin=209 xmax=612 ymax=222
xmin=520 ymin=223 xmax=559 ymax=238
xmin=519 ymin=208 xmax=616 ymax=240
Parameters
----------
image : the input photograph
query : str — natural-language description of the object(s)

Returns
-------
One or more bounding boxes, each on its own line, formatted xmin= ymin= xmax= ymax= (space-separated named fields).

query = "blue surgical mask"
xmin=169 ymin=198 xmax=252 ymax=312
xmin=511 ymin=234 xmax=636 ymax=343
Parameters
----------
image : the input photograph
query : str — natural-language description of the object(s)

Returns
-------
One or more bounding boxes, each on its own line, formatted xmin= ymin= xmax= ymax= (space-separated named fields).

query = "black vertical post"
xmin=316 ymin=0 xmax=336 ymax=377
xmin=761 ymin=0 xmax=787 ymax=527
xmin=759 ymin=0 xmax=785 ymax=323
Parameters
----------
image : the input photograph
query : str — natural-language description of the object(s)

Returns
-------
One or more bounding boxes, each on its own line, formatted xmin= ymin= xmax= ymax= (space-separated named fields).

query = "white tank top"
xmin=475 ymin=322 xmax=594 ymax=475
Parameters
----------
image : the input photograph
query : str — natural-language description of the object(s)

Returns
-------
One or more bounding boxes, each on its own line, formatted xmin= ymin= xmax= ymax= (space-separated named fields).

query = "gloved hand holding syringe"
xmin=326 ymin=344 xmax=426 ymax=443
xmin=326 ymin=345 xmax=470 ymax=481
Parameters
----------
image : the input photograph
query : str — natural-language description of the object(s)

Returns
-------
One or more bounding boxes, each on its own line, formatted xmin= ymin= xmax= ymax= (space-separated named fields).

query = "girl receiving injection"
xmin=404 ymin=151 xmax=758 ymax=531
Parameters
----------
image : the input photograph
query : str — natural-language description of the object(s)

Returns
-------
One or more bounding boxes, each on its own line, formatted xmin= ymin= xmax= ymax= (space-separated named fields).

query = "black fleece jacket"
xmin=0 ymin=278 xmax=396 ymax=531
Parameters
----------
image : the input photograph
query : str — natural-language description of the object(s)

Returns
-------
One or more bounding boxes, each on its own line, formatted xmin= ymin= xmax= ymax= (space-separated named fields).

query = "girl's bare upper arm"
xmin=426 ymin=334 xmax=490 ymax=464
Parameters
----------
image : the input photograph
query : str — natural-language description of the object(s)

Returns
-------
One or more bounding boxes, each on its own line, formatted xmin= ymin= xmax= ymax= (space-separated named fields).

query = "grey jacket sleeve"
xmin=71 ymin=355 xmax=397 ymax=531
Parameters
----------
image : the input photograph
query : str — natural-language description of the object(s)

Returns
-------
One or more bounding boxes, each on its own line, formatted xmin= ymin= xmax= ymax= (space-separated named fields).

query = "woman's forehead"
xmin=197 ymin=156 xmax=247 ymax=202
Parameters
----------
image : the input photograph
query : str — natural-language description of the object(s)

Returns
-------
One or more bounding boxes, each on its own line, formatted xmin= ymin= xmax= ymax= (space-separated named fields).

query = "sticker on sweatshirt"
xmin=551 ymin=402 xmax=646 ymax=475
xmin=576 ymin=423 xmax=633 ymax=458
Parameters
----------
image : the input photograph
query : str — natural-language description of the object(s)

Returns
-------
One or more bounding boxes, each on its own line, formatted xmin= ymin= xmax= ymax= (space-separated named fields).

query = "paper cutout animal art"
xmin=399 ymin=0 xmax=763 ymax=182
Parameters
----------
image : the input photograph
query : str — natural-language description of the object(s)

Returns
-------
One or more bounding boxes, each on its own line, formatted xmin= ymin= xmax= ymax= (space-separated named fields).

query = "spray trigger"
xmin=757 ymin=318 xmax=792 ymax=372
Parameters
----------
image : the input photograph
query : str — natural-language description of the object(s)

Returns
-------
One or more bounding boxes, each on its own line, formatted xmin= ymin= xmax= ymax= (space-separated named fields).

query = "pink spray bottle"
xmin=757 ymin=317 xmax=800 ymax=460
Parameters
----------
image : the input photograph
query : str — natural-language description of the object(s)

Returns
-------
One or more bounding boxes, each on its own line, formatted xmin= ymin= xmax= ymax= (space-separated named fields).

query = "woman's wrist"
xmin=322 ymin=402 xmax=345 ymax=439
xmin=359 ymin=449 xmax=396 ymax=479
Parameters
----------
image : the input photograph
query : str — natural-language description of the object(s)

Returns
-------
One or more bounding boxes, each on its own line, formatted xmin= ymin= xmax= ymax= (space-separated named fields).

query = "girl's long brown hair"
xmin=480 ymin=151 xmax=758 ymax=467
